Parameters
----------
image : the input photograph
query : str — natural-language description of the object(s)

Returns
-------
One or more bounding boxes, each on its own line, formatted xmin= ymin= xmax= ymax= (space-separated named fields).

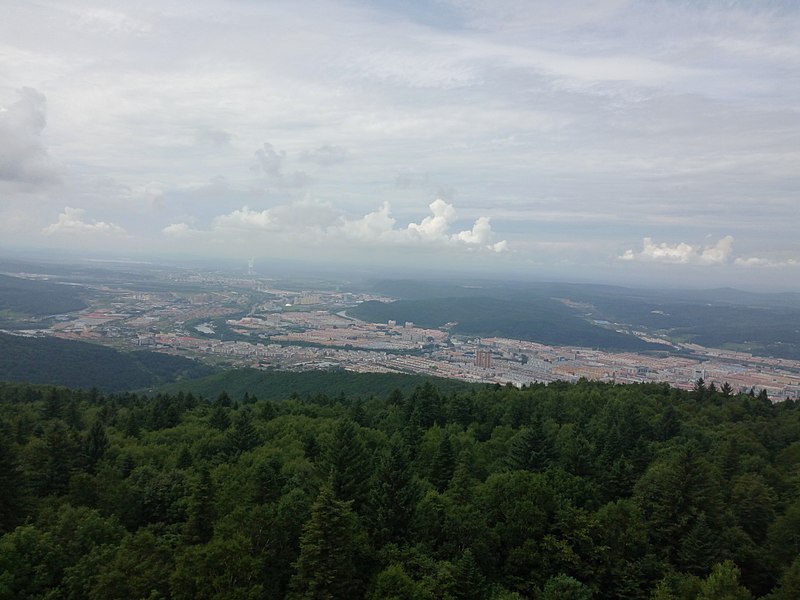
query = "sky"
xmin=1 ymin=0 xmax=799 ymax=289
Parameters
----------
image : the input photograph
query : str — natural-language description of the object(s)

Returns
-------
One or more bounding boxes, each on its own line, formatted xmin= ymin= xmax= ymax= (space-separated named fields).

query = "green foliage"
xmin=0 ymin=377 xmax=799 ymax=598
xmin=288 ymin=483 xmax=366 ymax=599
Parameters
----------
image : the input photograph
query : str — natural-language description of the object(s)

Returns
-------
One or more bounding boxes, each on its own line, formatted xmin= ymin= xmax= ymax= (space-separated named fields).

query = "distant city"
xmin=3 ymin=265 xmax=799 ymax=401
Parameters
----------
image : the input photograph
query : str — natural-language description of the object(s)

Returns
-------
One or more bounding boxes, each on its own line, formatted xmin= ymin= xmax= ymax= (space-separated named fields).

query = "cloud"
xmin=185 ymin=198 xmax=508 ymax=253
xmin=254 ymin=143 xmax=284 ymax=178
xmin=407 ymin=198 xmax=456 ymax=239
xmin=195 ymin=128 xmax=233 ymax=147
xmin=252 ymin=142 xmax=312 ymax=187
xmin=734 ymin=256 xmax=798 ymax=268
xmin=42 ymin=207 xmax=125 ymax=235
xmin=0 ymin=87 xmax=61 ymax=185
xmin=299 ymin=144 xmax=349 ymax=166
xmin=162 ymin=222 xmax=197 ymax=236
xmin=620 ymin=235 xmax=734 ymax=265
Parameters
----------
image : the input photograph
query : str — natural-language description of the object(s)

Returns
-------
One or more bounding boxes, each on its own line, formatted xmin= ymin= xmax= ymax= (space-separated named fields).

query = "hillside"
xmin=351 ymin=296 xmax=662 ymax=351
xmin=157 ymin=367 xmax=479 ymax=401
xmin=0 ymin=333 xmax=213 ymax=391
xmin=0 ymin=273 xmax=87 ymax=318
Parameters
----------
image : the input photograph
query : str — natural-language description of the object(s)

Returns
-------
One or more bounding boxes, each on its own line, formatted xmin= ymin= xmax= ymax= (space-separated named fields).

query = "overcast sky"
xmin=1 ymin=0 xmax=798 ymax=289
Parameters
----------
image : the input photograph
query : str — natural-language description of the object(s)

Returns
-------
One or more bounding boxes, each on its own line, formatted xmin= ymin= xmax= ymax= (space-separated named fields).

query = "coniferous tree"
xmin=84 ymin=419 xmax=109 ymax=473
xmin=451 ymin=549 xmax=488 ymax=600
xmin=325 ymin=419 xmax=370 ymax=508
xmin=368 ymin=436 xmax=418 ymax=547
xmin=208 ymin=404 xmax=230 ymax=431
xmin=185 ymin=466 xmax=216 ymax=544
xmin=225 ymin=408 xmax=260 ymax=458
xmin=288 ymin=483 xmax=364 ymax=600
xmin=431 ymin=432 xmax=456 ymax=492
xmin=0 ymin=435 xmax=25 ymax=534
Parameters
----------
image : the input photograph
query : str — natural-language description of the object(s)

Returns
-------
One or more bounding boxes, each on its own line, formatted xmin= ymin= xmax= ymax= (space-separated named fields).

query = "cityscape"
xmin=7 ymin=268 xmax=799 ymax=401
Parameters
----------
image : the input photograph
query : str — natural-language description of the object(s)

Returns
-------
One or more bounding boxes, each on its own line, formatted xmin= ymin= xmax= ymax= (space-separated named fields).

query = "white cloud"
xmin=162 ymin=222 xmax=197 ymax=236
xmin=407 ymin=198 xmax=457 ymax=239
xmin=189 ymin=198 xmax=507 ymax=253
xmin=213 ymin=206 xmax=274 ymax=230
xmin=42 ymin=207 xmax=125 ymax=235
xmin=0 ymin=87 xmax=61 ymax=185
xmin=455 ymin=216 xmax=493 ymax=244
xmin=734 ymin=256 xmax=798 ymax=268
xmin=337 ymin=201 xmax=396 ymax=241
xmin=620 ymin=235 xmax=735 ymax=265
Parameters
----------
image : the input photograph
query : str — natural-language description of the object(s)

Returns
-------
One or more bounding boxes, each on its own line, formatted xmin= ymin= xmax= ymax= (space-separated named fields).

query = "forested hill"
xmin=350 ymin=296 xmax=662 ymax=351
xmin=2 ymin=377 xmax=800 ymax=598
xmin=0 ymin=333 xmax=214 ymax=391
xmin=156 ymin=368 xmax=479 ymax=401
xmin=0 ymin=273 xmax=87 ymax=317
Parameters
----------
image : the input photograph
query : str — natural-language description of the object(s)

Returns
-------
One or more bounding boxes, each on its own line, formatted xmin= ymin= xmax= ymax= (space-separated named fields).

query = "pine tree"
xmin=185 ymin=466 xmax=216 ymax=544
xmin=451 ymin=549 xmax=488 ymax=600
xmin=430 ymin=432 xmax=456 ymax=492
xmin=0 ymin=436 xmax=25 ymax=534
xmin=368 ymin=437 xmax=418 ymax=547
xmin=225 ymin=408 xmax=260 ymax=458
xmin=325 ymin=419 xmax=370 ymax=508
xmin=84 ymin=419 xmax=109 ymax=473
xmin=208 ymin=405 xmax=230 ymax=431
xmin=288 ymin=483 xmax=364 ymax=599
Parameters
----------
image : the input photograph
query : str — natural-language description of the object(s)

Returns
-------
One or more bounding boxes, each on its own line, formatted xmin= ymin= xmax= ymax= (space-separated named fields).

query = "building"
xmin=475 ymin=350 xmax=493 ymax=368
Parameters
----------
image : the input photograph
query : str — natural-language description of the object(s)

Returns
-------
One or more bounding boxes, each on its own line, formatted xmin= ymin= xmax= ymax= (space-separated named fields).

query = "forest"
xmin=1 ymin=376 xmax=800 ymax=599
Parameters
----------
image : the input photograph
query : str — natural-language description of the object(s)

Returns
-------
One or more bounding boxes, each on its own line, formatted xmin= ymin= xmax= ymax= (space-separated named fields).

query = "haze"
xmin=1 ymin=0 xmax=798 ymax=289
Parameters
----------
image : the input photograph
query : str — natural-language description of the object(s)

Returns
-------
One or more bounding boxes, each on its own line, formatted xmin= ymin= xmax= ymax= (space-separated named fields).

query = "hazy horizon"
xmin=2 ymin=1 xmax=798 ymax=290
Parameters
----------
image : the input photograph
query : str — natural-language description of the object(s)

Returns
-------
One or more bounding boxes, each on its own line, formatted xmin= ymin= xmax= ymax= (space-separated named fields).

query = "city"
xmin=7 ymin=268 xmax=799 ymax=401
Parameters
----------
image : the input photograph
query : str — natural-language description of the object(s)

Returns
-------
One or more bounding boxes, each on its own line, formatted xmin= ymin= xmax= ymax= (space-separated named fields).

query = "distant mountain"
xmin=0 ymin=333 xmax=214 ymax=391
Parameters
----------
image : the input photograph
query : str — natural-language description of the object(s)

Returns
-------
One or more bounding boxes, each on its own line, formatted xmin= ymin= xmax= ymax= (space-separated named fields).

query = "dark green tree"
xmin=288 ymin=483 xmax=364 ymax=600
xmin=325 ymin=419 xmax=370 ymax=508
xmin=451 ymin=549 xmax=488 ymax=600
xmin=208 ymin=404 xmax=230 ymax=431
xmin=225 ymin=408 xmax=260 ymax=458
xmin=0 ymin=435 xmax=26 ymax=534
xmin=430 ymin=432 xmax=456 ymax=492
xmin=185 ymin=466 xmax=216 ymax=544
xmin=84 ymin=419 xmax=109 ymax=473
xmin=368 ymin=436 xmax=419 ymax=547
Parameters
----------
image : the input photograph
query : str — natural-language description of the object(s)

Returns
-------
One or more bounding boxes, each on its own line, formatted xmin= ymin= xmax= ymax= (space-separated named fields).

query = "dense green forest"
xmin=157 ymin=368 xmax=479 ymax=401
xmin=2 ymin=375 xmax=800 ymax=599
xmin=0 ymin=333 xmax=214 ymax=391
xmin=350 ymin=297 xmax=660 ymax=352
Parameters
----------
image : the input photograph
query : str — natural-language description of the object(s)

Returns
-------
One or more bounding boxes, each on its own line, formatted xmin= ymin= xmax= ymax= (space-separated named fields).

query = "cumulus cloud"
xmin=42 ymin=207 xmax=125 ymax=235
xmin=299 ymin=144 xmax=349 ymax=166
xmin=620 ymin=235 xmax=734 ymax=265
xmin=0 ymin=87 xmax=61 ymax=185
xmin=407 ymin=198 xmax=456 ymax=239
xmin=181 ymin=198 xmax=508 ymax=253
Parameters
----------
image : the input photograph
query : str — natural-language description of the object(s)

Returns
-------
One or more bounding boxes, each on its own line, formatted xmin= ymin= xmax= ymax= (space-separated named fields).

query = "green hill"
xmin=0 ymin=273 xmax=88 ymax=317
xmin=157 ymin=367 xmax=479 ymax=401
xmin=351 ymin=296 xmax=661 ymax=351
xmin=0 ymin=333 xmax=213 ymax=391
